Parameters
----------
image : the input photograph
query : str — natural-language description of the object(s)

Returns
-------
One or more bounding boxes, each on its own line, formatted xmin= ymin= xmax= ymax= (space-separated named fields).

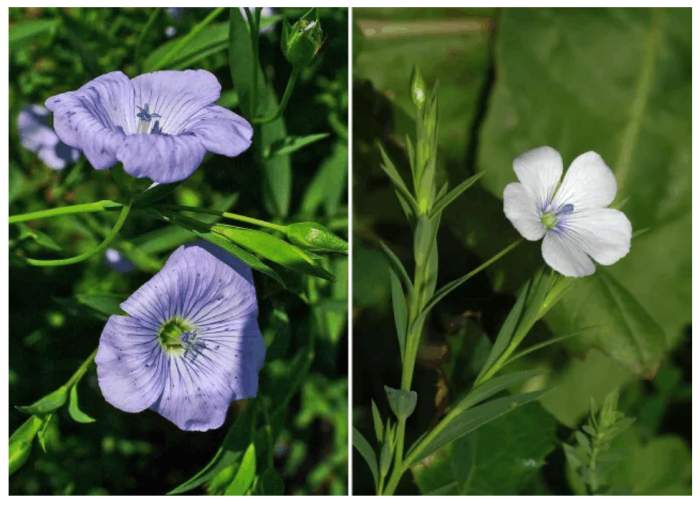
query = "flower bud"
xmin=281 ymin=11 xmax=323 ymax=68
xmin=410 ymin=66 xmax=427 ymax=110
xmin=286 ymin=222 xmax=347 ymax=253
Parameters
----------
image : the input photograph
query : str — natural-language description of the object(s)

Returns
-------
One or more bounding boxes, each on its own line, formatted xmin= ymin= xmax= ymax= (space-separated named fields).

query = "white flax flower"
xmin=503 ymin=146 xmax=631 ymax=277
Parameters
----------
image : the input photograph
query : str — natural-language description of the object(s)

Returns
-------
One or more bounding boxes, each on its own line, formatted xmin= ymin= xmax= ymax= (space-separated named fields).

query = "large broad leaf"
xmin=608 ymin=434 xmax=691 ymax=495
xmin=471 ymin=7 xmax=690 ymax=376
xmin=413 ymin=403 xmax=557 ymax=495
xmin=405 ymin=370 xmax=547 ymax=465
xmin=548 ymin=270 xmax=666 ymax=377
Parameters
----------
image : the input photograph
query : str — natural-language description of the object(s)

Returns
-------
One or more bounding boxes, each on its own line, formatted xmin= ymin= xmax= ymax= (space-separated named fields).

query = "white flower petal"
xmin=562 ymin=208 xmax=632 ymax=266
xmin=552 ymin=151 xmax=616 ymax=211
xmin=503 ymin=182 xmax=546 ymax=240
xmin=513 ymin=146 xmax=563 ymax=208
xmin=541 ymin=231 xmax=595 ymax=277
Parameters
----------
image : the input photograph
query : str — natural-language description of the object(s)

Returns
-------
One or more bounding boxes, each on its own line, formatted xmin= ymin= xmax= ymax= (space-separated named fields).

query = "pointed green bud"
xmin=286 ymin=222 xmax=347 ymax=253
xmin=281 ymin=10 xmax=323 ymax=68
xmin=384 ymin=385 xmax=417 ymax=421
xmin=410 ymin=66 xmax=427 ymax=110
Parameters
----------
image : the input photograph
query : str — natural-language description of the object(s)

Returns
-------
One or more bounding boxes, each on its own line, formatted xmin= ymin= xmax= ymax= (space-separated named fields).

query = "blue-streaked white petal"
xmin=503 ymin=182 xmax=546 ymax=241
xmin=513 ymin=146 xmax=563 ymax=209
xmin=552 ymin=151 xmax=617 ymax=211
xmin=541 ymin=230 xmax=596 ymax=277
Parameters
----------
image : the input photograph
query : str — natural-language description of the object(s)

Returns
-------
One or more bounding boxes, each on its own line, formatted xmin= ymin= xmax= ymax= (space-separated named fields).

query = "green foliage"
xmin=563 ymin=391 xmax=635 ymax=494
xmin=353 ymin=7 xmax=690 ymax=496
xmin=413 ymin=403 xmax=557 ymax=495
xmin=10 ymin=6 xmax=347 ymax=495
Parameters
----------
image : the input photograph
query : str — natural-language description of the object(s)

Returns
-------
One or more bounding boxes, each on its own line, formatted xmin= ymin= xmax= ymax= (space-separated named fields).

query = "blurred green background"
xmin=353 ymin=7 xmax=690 ymax=495
xmin=9 ymin=7 xmax=348 ymax=495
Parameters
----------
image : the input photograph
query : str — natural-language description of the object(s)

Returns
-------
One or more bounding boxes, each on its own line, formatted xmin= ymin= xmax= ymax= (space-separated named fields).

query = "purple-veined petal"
xmin=101 ymin=243 xmax=265 ymax=431
xmin=187 ymin=105 xmax=253 ymax=157
xmin=552 ymin=151 xmax=617 ymax=211
xmin=96 ymin=316 xmax=166 ymax=413
xmin=131 ymin=69 xmax=221 ymax=135
xmin=503 ymin=182 xmax=546 ymax=241
xmin=46 ymin=71 xmax=133 ymax=168
xmin=116 ymin=133 xmax=206 ymax=183
xmin=542 ymin=230 xmax=596 ymax=277
xmin=560 ymin=208 xmax=632 ymax=266
xmin=513 ymin=146 xmax=563 ymax=209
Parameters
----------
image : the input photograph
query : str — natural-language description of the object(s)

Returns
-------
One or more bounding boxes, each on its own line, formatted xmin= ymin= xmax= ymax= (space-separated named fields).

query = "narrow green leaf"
xmin=200 ymin=231 xmax=286 ymax=287
xmin=452 ymin=370 xmax=544 ymax=416
xmin=476 ymin=277 xmax=531 ymax=381
xmin=213 ymin=225 xmax=334 ymax=281
xmin=68 ymin=384 xmax=95 ymax=424
xmin=378 ymin=240 xmax=412 ymax=291
xmin=225 ymin=443 xmax=256 ymax=495
xmin=377 ymin=142 xmax=418 ymax=213
xmin=16 ymin=386 xmax=68 ymax=415
xmin=9 ymin=416 xmax=43 ymax=475
xmin=407 ymin=390 xmax=547 ymax=465
xmin=389 ymin=269 xmax=408 ymax=358
xmin=75 ymin=292 xmax=125 ymax=319
xmin=353 ymin=427 xmax=379 ymax=488
xmin=168 ymin=406 xmax=255 ymax=494
xmin=146 ymin=8 xmax=225 ymax=71
xmin=265 ymin=133 xmax=330 ymax=158
xmin=429 ymin=172 xmax=484 ymax=218
xmin=371 ymin=399 xmax=384 ymax=443
xmin=300 ymin=144 xmax=347 ymax=216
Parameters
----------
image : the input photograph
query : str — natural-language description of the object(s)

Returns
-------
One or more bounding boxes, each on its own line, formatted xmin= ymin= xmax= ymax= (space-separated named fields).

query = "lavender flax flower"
xmin=17 ymin=104 xmax=80 ymax=170
xmin=96 ymin=243 xmax=265 ymax=431
xmin=45 ymin=69 xmax=252 ymax=183
xmin=504 ymin=146 xmax=632 ymax=277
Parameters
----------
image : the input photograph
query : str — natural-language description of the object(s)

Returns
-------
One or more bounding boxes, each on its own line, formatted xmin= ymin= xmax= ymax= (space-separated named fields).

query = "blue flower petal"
xmin=97 ymin=243 xmax=265 ymax=431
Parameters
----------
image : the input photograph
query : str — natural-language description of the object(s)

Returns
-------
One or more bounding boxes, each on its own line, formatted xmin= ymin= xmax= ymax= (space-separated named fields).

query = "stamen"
xmin=135 ymin=103 xmax=163 ymax=134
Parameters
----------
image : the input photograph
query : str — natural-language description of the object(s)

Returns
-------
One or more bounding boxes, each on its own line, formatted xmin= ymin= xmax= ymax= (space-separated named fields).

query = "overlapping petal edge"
xmin=96 ymin=243 xmax=266 ymax=431
xmin=45 ymin=69 xmax=253 ymax=183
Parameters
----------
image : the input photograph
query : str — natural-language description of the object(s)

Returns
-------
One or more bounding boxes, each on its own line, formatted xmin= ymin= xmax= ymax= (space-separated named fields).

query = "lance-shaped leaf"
xmin=389 ymin=269 xmax=408 ymax=359
xmin=169 ymin=405 xmax=255 ymax=494
xmin=264 ymin=133 xmax=330 ymax=158
xmin=16 ymin=385 xmax=68 ymax=415
xmin=353 ymin=427 xmax=379 ymax=488
xmin=68 ymin=384 xmax=96 ymax=424
xmin=213 ymin=225 xmax=334 ymax=281
xmin=225 ymin=443 xmax=256 ymax=495
xmin=371 ymin=399 xmax=384 ymax=443
xmin=405 ymin=370 xmax=545 ymax=466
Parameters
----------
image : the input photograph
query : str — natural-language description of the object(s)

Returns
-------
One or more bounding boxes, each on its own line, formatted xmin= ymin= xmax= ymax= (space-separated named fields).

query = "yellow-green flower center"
xmin=541 ymin=211 xmax=557 ymax=230
xmin=158 ymin=317 xmax=193 ymax=352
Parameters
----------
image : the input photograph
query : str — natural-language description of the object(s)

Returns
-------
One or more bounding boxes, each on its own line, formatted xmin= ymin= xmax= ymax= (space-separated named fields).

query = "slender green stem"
xmin=66 ymin=348 xmax=98 ymax=389
xmin=24 ymin=201 xmax=132 ymax=267
xmin=9 ymin=200 xmax=122 ymax=224
xmin=253 ymin=67 xmax=300 ymax=124
xmin=159 ymin=204 xmax=286 ymax=232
